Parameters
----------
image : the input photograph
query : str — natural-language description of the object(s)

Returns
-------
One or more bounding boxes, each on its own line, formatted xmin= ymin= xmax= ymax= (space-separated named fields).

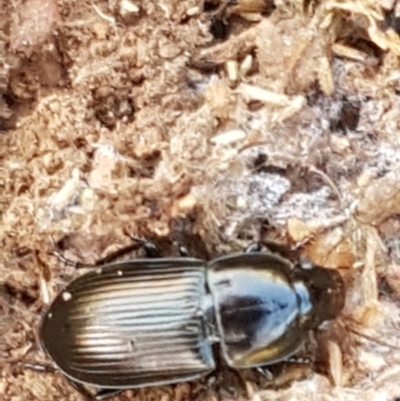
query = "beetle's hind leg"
xmin=93 ymin=389 xmax=123 ymax=400
xmin=49 ymin=237 xmax=144 ymax=268
xmin=127 ymin=234 xmax=161 ymax=257
xmin=49 ymin=237 xmax=96 ymax=268
xmin=66 ymin=379 xmax=122 ymax=401
xmin=50 ymin=234 xmax=161 ymax=268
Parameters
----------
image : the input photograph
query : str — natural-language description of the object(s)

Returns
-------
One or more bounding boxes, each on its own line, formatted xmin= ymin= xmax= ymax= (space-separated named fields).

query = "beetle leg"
xmin=49 ymin=238 xmax=140 ymax=268
xmin=64 ymin=379 xmax=99 ymax=400
xmin=64 ymin=380 xmax=123 ymax=401
xmin=128 ymin=235 xmax=161 ymax=257
xmin=244 ymin=242 xmax=262 ymax=253
xmin=49 ymin=234 xmax=162 ymax=268
xmin=178 ymin=244 xmax=190 ymax=256
xmin=93 ymin=389 xmax=123 ymax=400
xmin=258 ymin=239 xmax=300 ymax=263
xmin=255 ymin=366 xmax=273 ymax=380
xmin=50 ymin=237 xmax=96 ymax=269
xmin=99 ymin=242 xmax=153 ymax=263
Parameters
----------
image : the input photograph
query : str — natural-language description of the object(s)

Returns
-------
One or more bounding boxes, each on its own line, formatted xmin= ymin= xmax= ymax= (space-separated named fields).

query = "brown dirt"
xmin=2 ymin=0 xmax=400 ymax=400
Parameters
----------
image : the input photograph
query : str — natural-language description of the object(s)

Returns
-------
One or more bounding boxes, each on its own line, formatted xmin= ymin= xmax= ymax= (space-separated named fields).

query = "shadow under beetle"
xmin=40 ymin=237 xmax=345 ymax=400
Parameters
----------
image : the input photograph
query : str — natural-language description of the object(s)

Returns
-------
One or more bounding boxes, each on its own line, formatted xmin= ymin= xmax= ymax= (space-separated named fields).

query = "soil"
xmin=2 ymin=0 xmax=400 ymax=400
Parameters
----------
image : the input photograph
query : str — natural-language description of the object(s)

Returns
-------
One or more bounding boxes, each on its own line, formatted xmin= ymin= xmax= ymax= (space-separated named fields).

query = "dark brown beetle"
xmin=39 ymin=238 xmax=345 ymax=400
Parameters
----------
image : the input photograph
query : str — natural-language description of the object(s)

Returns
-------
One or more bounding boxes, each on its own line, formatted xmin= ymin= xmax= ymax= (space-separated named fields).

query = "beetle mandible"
xmin=40 ymin=237 xmax=345 ymax=400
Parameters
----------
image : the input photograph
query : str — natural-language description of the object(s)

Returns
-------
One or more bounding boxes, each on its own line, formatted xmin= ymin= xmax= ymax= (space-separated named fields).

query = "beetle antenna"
xmin=48 ymin=237 xmax=81 ymax=268
xmin=345 ymin=319 xmax=400 ymax=351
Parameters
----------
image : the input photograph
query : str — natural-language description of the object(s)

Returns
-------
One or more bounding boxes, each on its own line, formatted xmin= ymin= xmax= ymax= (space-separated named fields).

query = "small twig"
xmin=22 ymin=362 xmax=57 ymax=373
xmin=92 ymin=4 xmax=116 ymax=25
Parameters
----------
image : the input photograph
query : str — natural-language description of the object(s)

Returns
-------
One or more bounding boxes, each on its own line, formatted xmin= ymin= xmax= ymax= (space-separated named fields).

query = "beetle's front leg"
xmin=244 ymin=242 xmax=262 ymax=253
xmin=247 ymin=239 xmax=299 ymax=262
xmin=243 ymin=240 xmax=294 ymax=256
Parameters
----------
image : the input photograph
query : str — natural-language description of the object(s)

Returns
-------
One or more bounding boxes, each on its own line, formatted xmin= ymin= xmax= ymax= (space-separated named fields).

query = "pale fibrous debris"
xmin=379 ymin=0 xmax=396 ymax=10
xmin=48 ymin=169 xmax=81 ymax=214
xmin=226 ymin=60 xmax=239 ymax=84
xmin=357 ymin=174 xmax=400 ymax=225
xmin=80 ymin=188 xmax=97 ymax=213
xmin=210 ymin=130 xmax=247 ymax=146
xmin=287 ymin=218 xmax=314 ymax=243
xmin=120 ymin=0 xmax=140 ymax=14
xmin=318 ymin=56 xmax=335 ymax=96
xmin=271 ymin=187 xmax=337 ymax=226
xmin=92 ymin=4 xmax=116 ymax=25
xmin=171 ymin=194 xmax=198 ymax=218
xmin=39 ymin=277 xmax=50 ymax=306
xmin=332 ymin=43 xmax=370 ymax=63
xmin=239 ymin=13 xmax=263 ymax=22
xmin=239 ymin=54 xmax=253 ymax=77
xmin=238 ymin=83 xmax=305 ymax=107
xmin=186 ymin=6 xmax=201 ymax=16
xmin=327 ymin=340 xmax=343 ymax=387
xmin=358 ymin=350 xmax=386 ymax=372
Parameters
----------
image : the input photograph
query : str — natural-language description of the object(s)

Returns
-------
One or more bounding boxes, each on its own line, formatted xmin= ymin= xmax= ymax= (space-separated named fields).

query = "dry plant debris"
xmin=2 ymin=0 xmax=400 ymax=400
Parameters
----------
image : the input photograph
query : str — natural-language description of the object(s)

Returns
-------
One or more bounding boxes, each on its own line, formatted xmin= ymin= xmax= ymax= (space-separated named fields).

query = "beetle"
xmin=39 ymin=237 xmax=345 ymax=400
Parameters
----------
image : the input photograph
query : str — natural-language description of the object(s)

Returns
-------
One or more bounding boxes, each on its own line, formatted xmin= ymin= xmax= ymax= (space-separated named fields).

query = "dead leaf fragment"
xmin=237 ymin=0 xmax=269 ymax=14
xmin=204 ymin=82 xmax=234 ymax=119
xmin=287 ymin=217 xmax=314 ymax=243
xmin=303 ymin=227 xmax=354 ymax=269
xmin=357 ymin=175 xmax=400 ymax=225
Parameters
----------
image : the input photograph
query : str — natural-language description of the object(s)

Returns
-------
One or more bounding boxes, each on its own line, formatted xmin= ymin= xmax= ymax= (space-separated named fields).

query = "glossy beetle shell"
xmin=208 ymin=253 xmax=312 ymax=369
xmin=40 ymin=251 xmax=345 ymax=393
xmin=40 ymin=259 xmax=214 ymax=388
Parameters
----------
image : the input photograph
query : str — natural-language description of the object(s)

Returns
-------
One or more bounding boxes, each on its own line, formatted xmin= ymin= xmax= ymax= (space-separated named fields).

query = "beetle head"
xmin=294 ymin=264 xmax=346 ymax=328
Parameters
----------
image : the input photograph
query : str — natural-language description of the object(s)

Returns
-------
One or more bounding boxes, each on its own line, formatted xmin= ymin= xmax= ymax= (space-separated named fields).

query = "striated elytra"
xmin=40 ymin=240 xmax=345 ymax=400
